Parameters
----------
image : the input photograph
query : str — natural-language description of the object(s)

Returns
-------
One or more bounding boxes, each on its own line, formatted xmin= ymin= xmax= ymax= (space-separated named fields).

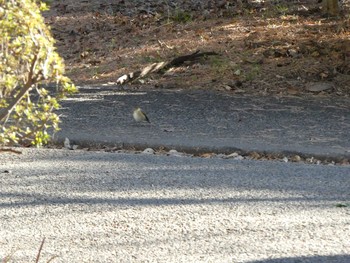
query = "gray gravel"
xmin=55 ymin=87 xmax=350 ymax=159
xmin=0 ymin=148 xmax=349 ymax=262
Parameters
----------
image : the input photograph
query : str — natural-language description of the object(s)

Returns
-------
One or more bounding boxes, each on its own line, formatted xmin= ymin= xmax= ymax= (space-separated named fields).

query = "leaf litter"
xmin=43 ymin=0 xmax=349 ymax=97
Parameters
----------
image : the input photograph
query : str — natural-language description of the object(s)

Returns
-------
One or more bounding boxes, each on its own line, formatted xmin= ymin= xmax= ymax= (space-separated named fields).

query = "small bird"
xmin=133 ymin=107 xmax=150 ymax=123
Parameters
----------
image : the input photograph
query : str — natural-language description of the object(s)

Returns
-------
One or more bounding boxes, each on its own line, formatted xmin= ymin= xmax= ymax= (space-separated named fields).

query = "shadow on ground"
xmin=248 ymin=254 xmax=350 ymax=263
xmin=0 ymin=150 xmax=349 ymax=209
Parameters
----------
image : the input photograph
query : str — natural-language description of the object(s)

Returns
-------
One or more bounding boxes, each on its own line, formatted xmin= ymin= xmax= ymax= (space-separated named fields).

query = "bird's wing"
xmin=143 ymin=112 xmax=150 ymax=122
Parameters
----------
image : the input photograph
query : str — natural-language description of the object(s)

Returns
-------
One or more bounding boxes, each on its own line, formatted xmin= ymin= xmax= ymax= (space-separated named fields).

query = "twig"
xmin=35 ymin=238 xmax=46 ymax=263
xmin=0 ymin=148 xmax=22 ymax=154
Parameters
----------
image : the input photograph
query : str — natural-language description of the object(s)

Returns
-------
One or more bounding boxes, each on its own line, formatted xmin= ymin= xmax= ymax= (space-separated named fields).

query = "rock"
xmin=64 ymin=137 xmax=71 ymax=149
xmin=234 ymin=155 xmax=244 ymax=161
xmin=168 ymin=149 xmax=184 ymax=157
xmin=64 ymin=137 xmax=78 ymax=150
xmin=142 ymin=148 xmax=155 ymax=154
xmin=287 ymin=48 xmax=299 ymax=58
xmin=290 ymin=155 xmax=301 ymax=162
xmin=224 ymin=152 xmax=239 ymax=159
xmin=305 ymin=82 xmax=333 ymax=92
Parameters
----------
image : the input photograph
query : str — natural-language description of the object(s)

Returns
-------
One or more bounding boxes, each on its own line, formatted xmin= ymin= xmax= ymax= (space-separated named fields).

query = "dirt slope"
xmin=43 ymin=0 xmax=350 ymax=97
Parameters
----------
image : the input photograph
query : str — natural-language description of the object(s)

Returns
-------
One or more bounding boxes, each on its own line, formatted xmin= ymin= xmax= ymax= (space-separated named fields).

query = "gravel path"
xmin=0 ymin=148 xmax=349 ymax=262
xmin=56 ymin=88 xmax=350 ymax=160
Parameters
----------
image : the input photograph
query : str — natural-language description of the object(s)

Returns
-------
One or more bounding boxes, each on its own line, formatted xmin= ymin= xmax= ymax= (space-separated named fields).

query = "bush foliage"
xmin=0 ymin=0 xmax=76 ymax=146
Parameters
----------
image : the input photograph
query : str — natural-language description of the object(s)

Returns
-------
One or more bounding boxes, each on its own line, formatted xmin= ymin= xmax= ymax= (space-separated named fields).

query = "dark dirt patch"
xmin=43 ymin=0 xmax=350 ymax=97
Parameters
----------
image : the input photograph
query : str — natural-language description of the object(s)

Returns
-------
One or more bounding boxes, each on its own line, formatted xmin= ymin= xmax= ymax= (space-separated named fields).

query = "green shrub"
xmin=0 ymin=0 xmax=76 ymax=146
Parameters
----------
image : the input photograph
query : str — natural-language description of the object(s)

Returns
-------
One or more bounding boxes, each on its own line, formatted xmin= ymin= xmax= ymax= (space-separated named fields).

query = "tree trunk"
xmin=322 ymin=0 xmax=340 ymax=16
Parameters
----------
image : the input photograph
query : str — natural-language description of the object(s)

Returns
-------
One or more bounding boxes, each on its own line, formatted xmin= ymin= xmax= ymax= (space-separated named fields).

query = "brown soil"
xmin=43 ymin=0 xmax=350 ymax=97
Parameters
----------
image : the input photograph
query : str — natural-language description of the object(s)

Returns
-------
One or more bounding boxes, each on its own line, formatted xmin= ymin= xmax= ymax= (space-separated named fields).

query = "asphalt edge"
xmin=52 ymin=138 xmax=350 ymax=163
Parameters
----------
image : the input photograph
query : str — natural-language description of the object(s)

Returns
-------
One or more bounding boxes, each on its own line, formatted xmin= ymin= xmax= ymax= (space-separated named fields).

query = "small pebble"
xmin=168 ymin=149 xmax=184 ymax=157
xmin=225 ymin=152 xmax=239 ymax=159
xmin=234 ymin=155 xmax=244 ymax=161
xmin=142 ymin=148 xmax=155 ymax=155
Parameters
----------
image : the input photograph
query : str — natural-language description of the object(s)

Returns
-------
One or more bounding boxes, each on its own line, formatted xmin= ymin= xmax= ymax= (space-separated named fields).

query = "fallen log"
xmin=116 ymin=50 xmax=219 ymax=84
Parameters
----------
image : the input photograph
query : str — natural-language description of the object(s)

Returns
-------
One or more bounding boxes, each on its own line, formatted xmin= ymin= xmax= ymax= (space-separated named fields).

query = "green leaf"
xmin=0 ymin=0 xmax=76 ymax=147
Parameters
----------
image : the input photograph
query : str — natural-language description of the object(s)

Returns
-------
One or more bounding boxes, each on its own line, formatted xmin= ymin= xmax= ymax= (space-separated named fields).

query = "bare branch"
xmin=0 ymin=53 xmax=38 ymax=123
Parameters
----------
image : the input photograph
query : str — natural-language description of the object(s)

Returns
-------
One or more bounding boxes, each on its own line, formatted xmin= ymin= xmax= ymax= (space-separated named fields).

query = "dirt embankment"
xmin=44 ymin=0 xmax=350 ymax=97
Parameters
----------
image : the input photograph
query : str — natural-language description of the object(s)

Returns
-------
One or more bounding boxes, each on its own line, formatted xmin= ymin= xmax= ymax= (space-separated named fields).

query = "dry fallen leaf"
xmin=249 ymin=151 xmax=260 ymax=159
xmin=200 ymin=153 xmax=214 ymax=158
xmin=287 ymin=87 xmax=299 ymax=95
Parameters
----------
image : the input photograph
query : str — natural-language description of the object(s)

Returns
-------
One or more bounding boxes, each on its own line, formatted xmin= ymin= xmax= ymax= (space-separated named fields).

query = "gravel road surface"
xmin=0 ymin=148 xmax=349 ymax=262
xmin=56 ymin=87 xmax=350 ymax=159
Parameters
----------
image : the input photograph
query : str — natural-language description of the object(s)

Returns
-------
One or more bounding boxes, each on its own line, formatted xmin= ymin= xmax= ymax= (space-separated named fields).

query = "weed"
xmin=107 ymin=38 xmax=117 ymax=50
xmin=335 ymin=203 xmax=348 ymax=208
xmin=171 ymin=9 xmax=192 ymax=23
xmin=209 ymin=56 xmax=237 ymax=76
xmin=2 ymin=238 xmax=58 ymax=263
xmin=142 ymin=56 xmax=163 ymax=64
xmin=275 ymin=4 xmax=289 ymax=15
xmin=245 ymin=64 xmax=261 ymax=81
xmin=262 ymin=3 xmax=289 ymax=18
